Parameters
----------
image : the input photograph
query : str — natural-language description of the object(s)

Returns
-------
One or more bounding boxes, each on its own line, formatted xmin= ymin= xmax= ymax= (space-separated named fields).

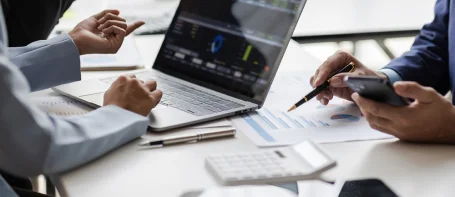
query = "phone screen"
xmin=338 ymin=179 xmax=398 ymax=197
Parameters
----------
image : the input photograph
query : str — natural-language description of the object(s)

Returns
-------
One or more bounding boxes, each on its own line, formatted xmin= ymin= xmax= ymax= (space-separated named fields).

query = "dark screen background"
xmin=154 ymin=0 xmax=303 ymax=101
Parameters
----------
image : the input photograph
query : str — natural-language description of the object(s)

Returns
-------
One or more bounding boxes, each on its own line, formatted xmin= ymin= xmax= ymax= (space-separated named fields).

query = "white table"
xmin=49 ymin=35 xmax=455 ymax=197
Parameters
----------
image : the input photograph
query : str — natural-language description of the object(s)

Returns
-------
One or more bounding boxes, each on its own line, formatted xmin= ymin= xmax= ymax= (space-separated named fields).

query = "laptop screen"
xmin=154 ymin=0 xmax=306 ymax=104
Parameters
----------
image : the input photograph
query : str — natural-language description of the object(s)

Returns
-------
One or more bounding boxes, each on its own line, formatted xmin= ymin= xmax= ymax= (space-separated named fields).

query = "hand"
xmin=352 ymin=81 xmax=455 ymax=144
xmin=69 ymin=9 xmax=145 ymax=55
xmin=310 ymin=51 xmax=388 ymax=105
xmin=104 ymin=74 xmax=163 ymax=116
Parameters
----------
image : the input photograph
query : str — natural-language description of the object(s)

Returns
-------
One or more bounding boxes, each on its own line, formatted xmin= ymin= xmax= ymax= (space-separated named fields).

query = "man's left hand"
xmin=69 ymin=9 xmax=144 ymax=55
xmin=351 ymin=81 xmax=455 ymax=144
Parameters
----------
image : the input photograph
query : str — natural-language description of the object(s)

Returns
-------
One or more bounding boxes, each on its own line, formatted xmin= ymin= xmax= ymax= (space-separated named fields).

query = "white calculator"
xmin=205 ymin=140 xmax=336 ymax=186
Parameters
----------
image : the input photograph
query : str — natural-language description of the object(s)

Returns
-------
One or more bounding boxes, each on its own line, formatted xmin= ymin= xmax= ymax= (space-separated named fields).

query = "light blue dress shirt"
xmin=0 ymin=6 xmax=149 ymax=197
xmin=380 ymin=68 xmax=403 ymax=84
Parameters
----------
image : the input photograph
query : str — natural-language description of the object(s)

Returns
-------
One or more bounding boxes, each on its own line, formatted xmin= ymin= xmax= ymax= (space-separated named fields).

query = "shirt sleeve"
xmin=8 ymin=33 xmax=81 ymax=91
xmin=379 ymin=68 xmax=403 ymax=84
xmin=0 ymin=49 xmax=149 ymax=177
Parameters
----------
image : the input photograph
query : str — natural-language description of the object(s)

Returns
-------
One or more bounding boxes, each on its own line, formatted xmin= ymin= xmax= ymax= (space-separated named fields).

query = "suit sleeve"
xmin=383 ymin=0 xmax=450 ymax=95
xmin=8 ymin=34 xmax=81 ymax=91
xmin=0 ymin=43 xmax=149 ymax=177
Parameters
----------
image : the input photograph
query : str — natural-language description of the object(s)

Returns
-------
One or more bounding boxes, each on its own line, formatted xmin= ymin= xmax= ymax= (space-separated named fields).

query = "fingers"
xmin=363 ymin=111 xmax=394 ymax=130
xmin=394 ymin=81 xmax=437 ymax=104
xmin=93 ymin=9 xmax=120 ymax=20
xmin=98 ymin=13 xmax=126 ymax=24
xmin=98 ymin=20 xmax=128 ymax=31
xmin=351 ymin=93 xmax=399 ymax=119
xmin=314 ymin=51 xmax=352 ymax=86
xmin=102 ymin=26 xmax=126 ymax=42
xmin=330 ymin=72 xmax=359 ymax=87
xmin=123 ymin=74 xmax=136 ymax=78
xmin=315 ymin=89 xmax=333 ymax=105
xmin=144 ymin=80 xmax=157 ymax=92
xmin=367 ymin=122 xmax=396 ymax=137
xmin=150 ymin=89 xmax=163 ymax=107
xmin=126 ymin=21 xmax=145 ymax=36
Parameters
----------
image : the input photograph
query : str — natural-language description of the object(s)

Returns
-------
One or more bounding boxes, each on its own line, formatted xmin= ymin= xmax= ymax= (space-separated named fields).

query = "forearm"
xmin=8 ymin=34 xmax=81 ymax=91
xmin=0 ymin=57 xmax=148 ymax=177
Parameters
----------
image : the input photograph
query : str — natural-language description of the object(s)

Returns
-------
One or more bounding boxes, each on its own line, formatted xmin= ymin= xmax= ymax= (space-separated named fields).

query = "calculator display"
xmin=293 ymin=141 xmax=329 ymax=168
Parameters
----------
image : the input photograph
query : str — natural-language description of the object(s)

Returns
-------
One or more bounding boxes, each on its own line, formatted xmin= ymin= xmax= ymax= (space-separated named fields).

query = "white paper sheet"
xmin=191 ymin=185 xmax=296 ymax=197
xmin=231 ymin=72 xmax=393 ymax=147
xmin=31 ymin=96 xmax=93 ymax=116
xmin=80 ymin=37 xmax=144 ymax=70
xmin=298 ymin=180 xmax=337 ymax=197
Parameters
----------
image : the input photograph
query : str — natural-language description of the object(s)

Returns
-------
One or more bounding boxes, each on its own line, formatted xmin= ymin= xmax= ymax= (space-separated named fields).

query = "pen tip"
xmin=139 ymin=142 xmax=150 ymax=146
xmin=287 ymin=105 xmax=296 ymax=112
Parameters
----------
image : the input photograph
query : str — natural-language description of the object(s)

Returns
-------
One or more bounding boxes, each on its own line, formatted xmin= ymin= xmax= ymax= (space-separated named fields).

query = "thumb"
xmin=394 ymin=81 xmax=437 ymax=103
xmin=126 ymin=21 xmax=145 ymax=36
xmin=329 ymin=73 xmax=358 ymax=87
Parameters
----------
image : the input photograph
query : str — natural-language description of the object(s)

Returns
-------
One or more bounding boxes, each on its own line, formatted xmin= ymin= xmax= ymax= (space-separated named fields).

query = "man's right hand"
xmin=310 ymin=51 xmax=389 ymax=105
xmin=103 ymin=74 xmax=163 ymax=116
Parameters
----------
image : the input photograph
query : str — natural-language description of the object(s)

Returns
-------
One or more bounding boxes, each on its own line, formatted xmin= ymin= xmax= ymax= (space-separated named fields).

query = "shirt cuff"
xmin=379 ymin=68 xmax=403 ymax=84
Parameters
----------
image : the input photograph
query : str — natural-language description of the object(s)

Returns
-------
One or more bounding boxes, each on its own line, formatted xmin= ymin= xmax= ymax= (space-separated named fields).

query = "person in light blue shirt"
xmin=0 ymin=8 xmax=163 ymax=197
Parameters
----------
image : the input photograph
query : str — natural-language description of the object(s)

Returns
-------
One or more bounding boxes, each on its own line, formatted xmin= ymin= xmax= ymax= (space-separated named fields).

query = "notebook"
xmin=80 ymin=37 xmax=144 ymax=71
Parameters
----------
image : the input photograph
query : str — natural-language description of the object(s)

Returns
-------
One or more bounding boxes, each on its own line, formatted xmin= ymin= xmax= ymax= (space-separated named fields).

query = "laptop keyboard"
xmin=100 ymin=73 xmax=245 ymax=116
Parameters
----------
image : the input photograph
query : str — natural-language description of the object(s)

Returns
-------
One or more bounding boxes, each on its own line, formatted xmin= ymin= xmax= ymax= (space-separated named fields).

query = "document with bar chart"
xmin=231 ymin=72 xmax=393 ymax=147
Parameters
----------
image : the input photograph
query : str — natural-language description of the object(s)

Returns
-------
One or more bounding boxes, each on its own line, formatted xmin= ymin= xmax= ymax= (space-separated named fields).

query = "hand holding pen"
xmin=290 ymin=51 xmax=391 ymax=110
xmin=288 ymin=62 xmax=355 ymax=112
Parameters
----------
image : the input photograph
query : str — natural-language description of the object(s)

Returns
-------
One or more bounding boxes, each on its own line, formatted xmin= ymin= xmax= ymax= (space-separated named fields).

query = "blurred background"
xmin=54 ymin=0 xmax=435 ymax=71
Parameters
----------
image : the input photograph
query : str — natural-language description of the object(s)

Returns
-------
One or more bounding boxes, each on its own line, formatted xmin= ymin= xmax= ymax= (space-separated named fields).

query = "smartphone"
xmin=338 ymin=179 xmax=398 ymax=197
xmin=344 ymin=76 xmax=410 ymax=106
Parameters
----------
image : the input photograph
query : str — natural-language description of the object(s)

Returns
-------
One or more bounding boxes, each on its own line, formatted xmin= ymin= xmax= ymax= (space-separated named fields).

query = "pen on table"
xmin=139 ymin=127 xmax=236 ymax=147
xmin=287 ymin=62 xmax=355 ymax=112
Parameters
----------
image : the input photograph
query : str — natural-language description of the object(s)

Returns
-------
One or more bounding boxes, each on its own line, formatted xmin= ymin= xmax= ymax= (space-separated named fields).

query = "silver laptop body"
xmin=53 ymin=0 xmax=307 ymax=131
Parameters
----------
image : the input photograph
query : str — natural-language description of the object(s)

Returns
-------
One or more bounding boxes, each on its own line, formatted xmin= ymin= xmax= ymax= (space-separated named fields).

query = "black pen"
xmin=287 ymin=62 xmax=355 ymax=112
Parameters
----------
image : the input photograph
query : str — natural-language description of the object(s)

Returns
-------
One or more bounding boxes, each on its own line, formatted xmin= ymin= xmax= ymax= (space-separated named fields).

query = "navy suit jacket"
xmin=384 ymin=0 xmax=455 ymax=103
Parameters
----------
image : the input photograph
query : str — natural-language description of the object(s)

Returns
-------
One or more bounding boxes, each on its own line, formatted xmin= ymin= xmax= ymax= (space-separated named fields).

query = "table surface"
xmin=48 ymin=35 xmax=455 ymax=197
xmin=293 ymin=0 xmax=436 ymax=37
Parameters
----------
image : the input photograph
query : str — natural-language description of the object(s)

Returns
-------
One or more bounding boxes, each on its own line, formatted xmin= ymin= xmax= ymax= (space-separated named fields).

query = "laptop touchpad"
xmin=79 ymin=93 xmax=104 ymax=107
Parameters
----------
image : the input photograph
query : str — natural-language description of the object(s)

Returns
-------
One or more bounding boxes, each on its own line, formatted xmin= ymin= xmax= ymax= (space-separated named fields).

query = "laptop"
xmin=53 ymin=0 xmax=308 ymax=131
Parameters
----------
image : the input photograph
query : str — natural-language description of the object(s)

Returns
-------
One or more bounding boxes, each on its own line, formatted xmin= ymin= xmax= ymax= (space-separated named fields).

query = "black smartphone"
xmin=344 ymin=76 xmax=410 ymax=106
xmin=339 ymin=179 xmax=399 ymax=197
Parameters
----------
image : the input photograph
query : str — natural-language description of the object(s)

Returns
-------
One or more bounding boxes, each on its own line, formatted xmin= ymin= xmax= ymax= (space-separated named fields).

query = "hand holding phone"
xmin=344 ymin=76 xmax=410 ymax=106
